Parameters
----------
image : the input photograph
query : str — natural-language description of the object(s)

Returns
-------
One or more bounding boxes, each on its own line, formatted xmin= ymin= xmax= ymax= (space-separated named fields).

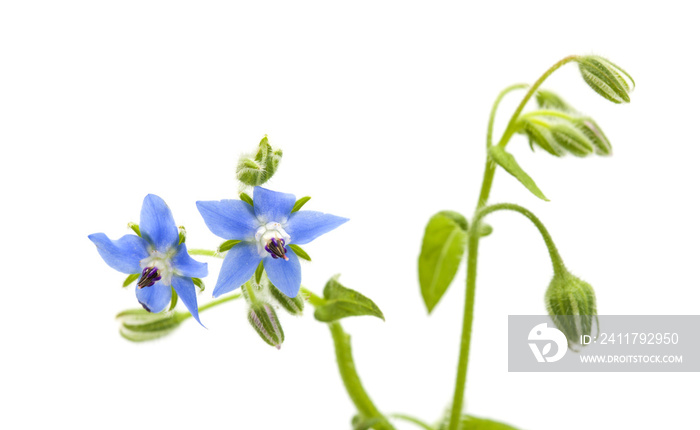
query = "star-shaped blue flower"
xmin=88 ymin=194 xmax=208 ymax=325
xmin=197 ymin=187 xmax=348 ymax=298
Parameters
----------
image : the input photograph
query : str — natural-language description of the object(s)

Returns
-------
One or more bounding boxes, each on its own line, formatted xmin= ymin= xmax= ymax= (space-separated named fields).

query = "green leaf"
xmin=418 ymin=211 xmax=468 ymax=313
xmin=218 ymin=239 xmax=241 ymax=253
xmin=488 ymin=146 xmax=549 ymax=201
xmin=314 ymin=275 xmax=384 ymax=322
xmin=288 ymin=244 xmax=311 ymax=261
xmin=254 ymin=260 xmax=264 ymax=284
xmin=192 ymin=277 xmax=205 ymax=292
xmin=240 ymin=192 xmax=254 ymax=206
xmin=291 ymin=196 xmax=311 ymax=213
xmin=123 ymin=273 xmax=139 ymax=288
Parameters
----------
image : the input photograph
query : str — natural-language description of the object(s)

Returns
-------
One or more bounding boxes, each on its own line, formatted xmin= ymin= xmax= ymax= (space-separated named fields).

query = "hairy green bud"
xmin=536 ymin=89 xmax=573 ymax=112
xmin=545 ymin=272 xmax=598 ymax=349
xmin=116 ymin=309 xmax=184 ymax=342
xmin=248 ymin=303 xmax=285 ymax=349
xmin=269 ymin=283 xmax=305 ymax=316
xmin=550 ymin=122 xmax=594 ymax=157
xmin=236 ymin=135 xmax=283 ymax=186
xmin=575 ymin=117 xmax=612 ymax=156
xmin=519 ymin=118 xmax=565 ymax=156
xmin=577 ymin=55 xmax=635 ymax=104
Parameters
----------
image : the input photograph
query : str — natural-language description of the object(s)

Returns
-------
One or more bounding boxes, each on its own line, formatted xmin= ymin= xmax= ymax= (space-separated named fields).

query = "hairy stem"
xmin=447 ymin=56 xmax=578 ymax=430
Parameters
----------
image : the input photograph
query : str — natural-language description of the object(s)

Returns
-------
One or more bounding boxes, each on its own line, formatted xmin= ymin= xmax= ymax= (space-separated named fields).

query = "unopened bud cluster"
xmin=236 ymin=135 xmax=283 ymax=187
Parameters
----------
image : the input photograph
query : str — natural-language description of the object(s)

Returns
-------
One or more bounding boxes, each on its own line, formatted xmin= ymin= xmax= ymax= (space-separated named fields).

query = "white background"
xmin=2 ymin=1 xmax=698 ymax=429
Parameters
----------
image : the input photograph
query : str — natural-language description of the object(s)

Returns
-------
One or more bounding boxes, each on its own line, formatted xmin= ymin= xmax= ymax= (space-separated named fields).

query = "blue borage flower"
xmin=197 ymin=187 xmax=348 ymax=298
xmin=88 ymin=194 xmax=208 ymax=326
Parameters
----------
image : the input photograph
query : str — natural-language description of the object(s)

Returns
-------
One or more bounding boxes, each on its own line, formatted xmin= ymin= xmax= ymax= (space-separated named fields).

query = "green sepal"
xmin=192 ymin=277 xmax=205 ymax=293
xmin=352 ymin=415 xmax=386 ymax=430
xmin=116 ymin=309 xmax=184 ymax=342
xmin=418 ymin=211 xmax=468 ymax=313
xmin=518 ymin=117 xmax=565 ymax=157
xmin=269 ymin=283 xmax=305 ymax=316
xmin=123 ymin=273 xmax=139 ymax=288
xmin=128 ymin=222 xmax=141 ymax=237
xmin=218 ymin=239 xmax=241 ymax=253
xmin=288 ymin=244 xmax=311 ymax=261
xmin=168 ymin=287 xmax=179 ymax=311
xmin=291 ymin=196 xmax=311 ymax=213
xmin=177 ymin=226 xmax=186 ymax=245
xmin=254 ymin=260 xmax=264 ymax=284
xmin=240 ymin=192 xmax=254 ymax=206
xmin=488 ymin=146 xmax=549 ymax=201
xmin=313 ymin=275 xmax=385 ymax=322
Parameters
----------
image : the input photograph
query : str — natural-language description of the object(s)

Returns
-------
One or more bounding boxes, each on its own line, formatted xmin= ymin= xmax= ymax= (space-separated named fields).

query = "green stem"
xmin=389 ymin=413 xmax=436 ymax=430
xmin=495 ymin=55 xmax=579 ymax=149
xmin=448 ymin=56 xmax=578 ymax=430
xmin=301 ymin=287 xmax=395 ymax=430
xmin=474 ymin=203 xmax=566 ymax=273
xmin=487 ymin=83 xmax=529 ymax=148
xmin=187 ymin=248 xmax=222 ymax=257
xmin=329 ymin=322 xmax=396 ymax=430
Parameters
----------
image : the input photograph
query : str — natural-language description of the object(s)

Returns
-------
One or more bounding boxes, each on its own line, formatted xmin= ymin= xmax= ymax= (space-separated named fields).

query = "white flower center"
xmin=140 ymin=248 xmax=176 ymax=286
xmin=255 ymin=222 xmax=291 ymax=258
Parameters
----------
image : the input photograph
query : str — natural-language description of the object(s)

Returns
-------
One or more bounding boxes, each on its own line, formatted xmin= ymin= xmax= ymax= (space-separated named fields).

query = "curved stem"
xmin=495 ymin=55 xmax=579 ymax=149
xmin=487 ymin=83 xmax=529 ymax=148
xmin=329 ymin=322 xmax=396 ymax=430
xmin=474 ymin=203 xmax=566 ymax=273
xmin=448 ymin=56 xmax=579 ymax=430
xmin=301 ymin=287 xmax=395 ymax=430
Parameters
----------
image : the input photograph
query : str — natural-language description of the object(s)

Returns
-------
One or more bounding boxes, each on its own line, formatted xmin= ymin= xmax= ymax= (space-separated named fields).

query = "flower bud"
xmin=248 ymin=303 xmax=285 ymax=349
xmin=520 ymin=118 xmax=565 ymax=157
xmin=575 ymin=117 xmax=612 ymax=156
xmin=535 ymin=89 xmax=573 ymax=112
xmin=545 ymin=272 xmax=597 ymax=349
xmin=577 ymin=55 xmax=635 ymax=104
xmin=116 ymin=309 xmax=183 ymax=342
xmin=236 ymin=135 xmax=283 ymax=187
xmin=550 ymin=122 xmax=594 ymax=157
xmin=269 ymin=283 xmax=305 ymax=316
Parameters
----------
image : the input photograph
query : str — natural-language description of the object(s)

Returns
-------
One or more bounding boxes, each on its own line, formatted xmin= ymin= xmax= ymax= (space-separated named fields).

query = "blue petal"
xmin=172 ymin=275 xmax=204 ymax=327
xmin=264 ymin=248 xmax=302 ymax=298
xmin=253 ymin=187 xmax=296 ymax=224
xmin=135 ymin=279 xmax=172 ymax=313
xmin=285 ymin=211 xmax=349 ymax=245
xmin=196 ymin=200 xmax=258 ymax=240
xmin=212 ymin=242 xmax=261 ymax=298
xmin=171 ymin=244 xmax=208 ymax=278
xmin=140 ymin=194 xmax=179 ymax=251
xmin=88 ymin=233 xmax=149 ymax=274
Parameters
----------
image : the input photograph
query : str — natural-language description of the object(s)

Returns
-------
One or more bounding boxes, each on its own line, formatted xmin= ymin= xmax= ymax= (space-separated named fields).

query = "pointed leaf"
xmin=239 ymin=192 xmax=254 ymax=206
xmin=123 ymin=273 xmax=139 ymax=288
xmin=488 ymin=146 xmax=549 ymax=201
xmin=218 ymin=239 xmax=241 ymax=253
xmin=314 ymin=275 xmax=384 ymax=322
xmin=418 ymin=211 xmax=468 ymax=313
